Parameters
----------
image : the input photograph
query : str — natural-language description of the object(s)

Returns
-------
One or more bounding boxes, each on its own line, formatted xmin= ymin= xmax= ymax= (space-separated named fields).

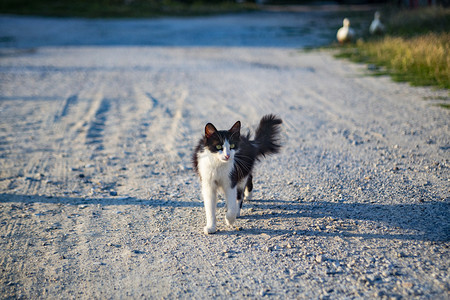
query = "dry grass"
xmin=336 ymin=7 xmax=450 ymax=89
xmin=354 ymin=33 xmax=449 ymax=88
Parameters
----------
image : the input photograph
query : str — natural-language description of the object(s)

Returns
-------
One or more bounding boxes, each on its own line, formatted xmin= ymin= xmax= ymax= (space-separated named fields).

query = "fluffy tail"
xmin=253 ymin=114 xmax=282 ymax=157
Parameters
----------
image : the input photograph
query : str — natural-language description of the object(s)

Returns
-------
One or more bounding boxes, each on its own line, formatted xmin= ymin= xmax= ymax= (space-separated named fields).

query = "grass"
xmin=336 ymin=33 xmax=450 ymax=88
xmin=0 ymin=0 xmax=257 ymax=18
xmin=335 ymin=6 xmax=450 ymax=90
xmin=438 ymin=103 xmax=450 ymax=109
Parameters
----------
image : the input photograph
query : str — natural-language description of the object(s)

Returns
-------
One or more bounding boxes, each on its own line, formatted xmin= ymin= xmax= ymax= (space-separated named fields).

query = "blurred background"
xmin=0 ymin=1 xmax=449 ymax=89
xmin=1 ymin=0 xmax=449 ymax=18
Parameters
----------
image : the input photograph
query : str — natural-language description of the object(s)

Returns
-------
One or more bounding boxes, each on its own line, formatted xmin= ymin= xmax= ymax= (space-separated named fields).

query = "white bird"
xmin=337 ymin=18 xmax=355 ymax=44
xmin=370 ymin=11 xmax=385 ymax=35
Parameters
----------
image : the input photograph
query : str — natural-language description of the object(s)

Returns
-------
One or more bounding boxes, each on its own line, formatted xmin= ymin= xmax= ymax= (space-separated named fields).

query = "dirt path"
xmin=0 ymin=16 xmax=449 ymax=299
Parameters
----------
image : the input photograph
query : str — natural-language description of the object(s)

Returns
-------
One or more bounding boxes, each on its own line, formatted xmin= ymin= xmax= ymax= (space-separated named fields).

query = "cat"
xmin=192 ymin=114 xmax=282 ymax=234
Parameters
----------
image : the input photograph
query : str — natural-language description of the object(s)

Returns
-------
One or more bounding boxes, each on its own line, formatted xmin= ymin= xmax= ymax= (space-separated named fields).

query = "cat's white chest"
xmin=197 ymin=149 xmax=233 ymax=187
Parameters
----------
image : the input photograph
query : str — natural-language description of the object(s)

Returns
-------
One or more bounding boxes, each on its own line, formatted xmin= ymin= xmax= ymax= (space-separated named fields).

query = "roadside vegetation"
xmin=335 ymin=7 xmax=450 ymax=90
xmin=0 ymin=0 xmax=257 ymax=18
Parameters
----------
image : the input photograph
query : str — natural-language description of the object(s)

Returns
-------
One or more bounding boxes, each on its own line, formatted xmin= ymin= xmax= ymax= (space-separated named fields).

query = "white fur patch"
xmin=197 ymin=141 xmax=238 ymax=234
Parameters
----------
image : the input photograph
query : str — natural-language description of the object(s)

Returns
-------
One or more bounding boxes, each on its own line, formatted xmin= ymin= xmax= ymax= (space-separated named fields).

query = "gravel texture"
xmin=0 ymin=13 xmax=449 ymax=299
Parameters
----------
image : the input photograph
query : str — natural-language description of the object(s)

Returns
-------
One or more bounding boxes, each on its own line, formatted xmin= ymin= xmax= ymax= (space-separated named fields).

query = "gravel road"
xmin=0 ymin=12 xmax=449 ymax=299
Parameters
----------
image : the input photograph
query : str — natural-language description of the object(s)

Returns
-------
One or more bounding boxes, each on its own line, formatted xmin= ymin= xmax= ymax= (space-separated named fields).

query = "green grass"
xmin=438 ymin=103 xmax=450 ymax=109
xmin=335 ymin=7 xmax=450 ymax=90
xmin=0 ymin=0 xmax=257 ymax=18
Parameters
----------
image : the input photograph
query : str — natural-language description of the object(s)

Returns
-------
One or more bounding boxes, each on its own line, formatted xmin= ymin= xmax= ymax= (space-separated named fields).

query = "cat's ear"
xmin=205 ymin=123 xmax=217 ymax=139
xmin=229 ymin=121 xmax=241 ymax=135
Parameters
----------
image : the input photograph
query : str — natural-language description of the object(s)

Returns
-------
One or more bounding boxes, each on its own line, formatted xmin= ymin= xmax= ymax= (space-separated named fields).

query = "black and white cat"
xmin=193 ymin=114 xmax=282 ymax=234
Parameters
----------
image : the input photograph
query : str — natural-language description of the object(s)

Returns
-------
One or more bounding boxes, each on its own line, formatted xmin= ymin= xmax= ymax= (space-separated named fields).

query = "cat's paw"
xmin=204 ymin=226 xmax=216 ymax=235
xmin=237 ymin=200 xmax=243 ymax=217
xmin=225 ymin=212 xmax=236 ymax=226
xmin=244 ymin=190 xmax=252 ymax=202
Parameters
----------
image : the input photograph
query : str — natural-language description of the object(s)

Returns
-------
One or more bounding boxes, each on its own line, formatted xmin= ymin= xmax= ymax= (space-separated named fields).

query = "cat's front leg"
xmin=224 ymin=186 xmax=238 ymax=227
xmin=202 ymin=184 xmax=217 ymax=234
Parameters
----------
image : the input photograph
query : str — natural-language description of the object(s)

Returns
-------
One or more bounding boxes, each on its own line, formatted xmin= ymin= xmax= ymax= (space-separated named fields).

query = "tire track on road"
xmin=54 ymin=94 xmax=79 ymax=122
xmin=135 ymin=86 xmax=190 ymax=161
xmin=166 ymin=89 xmax=188 ymax=159
xmin=85 ymin=97 xmax=111 ymax=151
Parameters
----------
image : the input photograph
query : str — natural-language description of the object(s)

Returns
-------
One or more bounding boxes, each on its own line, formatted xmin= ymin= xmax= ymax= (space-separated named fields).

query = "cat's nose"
xmin=224 ymin=154 xmax=230 ymax=160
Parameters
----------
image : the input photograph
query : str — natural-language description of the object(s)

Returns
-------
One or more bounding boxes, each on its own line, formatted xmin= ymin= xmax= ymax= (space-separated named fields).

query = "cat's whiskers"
xmin=234 ymin=157 xmax=252 ymax=178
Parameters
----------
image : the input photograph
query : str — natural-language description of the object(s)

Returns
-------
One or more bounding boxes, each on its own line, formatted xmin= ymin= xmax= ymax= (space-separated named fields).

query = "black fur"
xmin=254 ymin=114 xmax=283 ymax=157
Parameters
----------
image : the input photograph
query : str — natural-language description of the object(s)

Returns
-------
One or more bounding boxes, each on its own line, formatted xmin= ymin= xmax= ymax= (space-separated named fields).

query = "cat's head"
xmin=204 ymin=121 xmax=240 ymax=163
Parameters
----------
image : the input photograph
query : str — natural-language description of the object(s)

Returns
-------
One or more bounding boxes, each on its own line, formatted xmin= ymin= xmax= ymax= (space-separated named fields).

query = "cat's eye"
xmin=230 ymin=144 xmax=235 ymax=149
xmin=216 ymin=145 xmax=222 ymax=150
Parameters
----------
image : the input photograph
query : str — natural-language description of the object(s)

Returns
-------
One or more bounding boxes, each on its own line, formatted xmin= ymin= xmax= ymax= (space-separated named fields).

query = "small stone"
xmin=315 ymin=255 xmax=324 ymax=263
xmin=260 ymin=233 xmax=270 ymax=239
xmin=109 ymin=191 xmax=118 ymax=196
xmin=392 ymin=268 xmax=401 ymax=276
xmin=374 ymin=291 xmax=385 ymax=297
xmin=260 ymin=288 xmax=270 ymax=297
xmin=401 ymin=282 xmax=414 ymax=289
xmin=397 ymin=252 xmax=407 ymax=258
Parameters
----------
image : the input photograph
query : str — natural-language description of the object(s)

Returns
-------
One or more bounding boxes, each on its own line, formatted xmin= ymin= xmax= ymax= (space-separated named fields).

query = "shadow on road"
xmin=1 ymin=193 xmax=448 ymax=242
xmin=242 ymin=198 xmax=449 ymax=242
